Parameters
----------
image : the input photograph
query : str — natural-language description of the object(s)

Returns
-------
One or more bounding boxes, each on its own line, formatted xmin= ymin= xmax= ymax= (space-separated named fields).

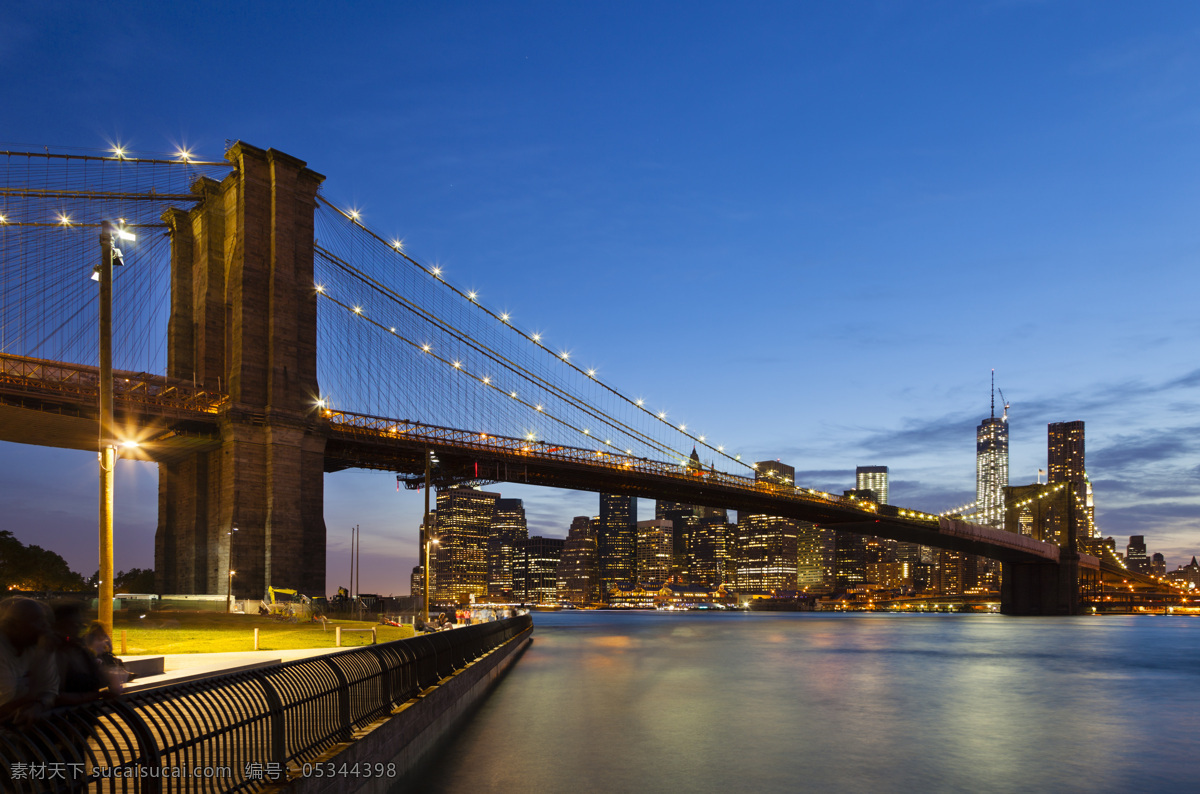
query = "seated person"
xmin=0 ymin=598 xmax=58 ymax=726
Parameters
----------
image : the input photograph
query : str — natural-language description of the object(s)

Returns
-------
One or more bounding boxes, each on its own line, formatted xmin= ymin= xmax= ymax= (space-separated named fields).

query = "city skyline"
xmin=1 ymin=2 xmax=1198 ymax=594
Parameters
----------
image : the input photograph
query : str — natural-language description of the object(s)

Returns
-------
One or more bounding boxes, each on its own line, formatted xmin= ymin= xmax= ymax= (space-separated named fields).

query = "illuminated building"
xmin=514 ymin=536 xmax=564 ymax=604
xmin=488 ymin=498 xmax=528 ymax=601
xmin=636 ymin=519 xmax=673 ymax=584
xmin=689 ymin=515 xmax=734 ymax=586
xmin=1048 ymin=421 xmax=1094 ymax=536
xmin=1151 ymin=552 xmax=1166 ymax=577
xmin=977 ymin=380 xmax=1009 ymax=527
xmin=557 ymin=516 xmax=600 ymax=605
xmin=855 ymin=466 xmax=889 ymax=506
xmin=797 ymin=523 xmax=835 ymax=589
xmin=1126 ymin=535 xmax=1149 ymax=574
xmin=834 ymin=530 xmax=866 ymax=589
xmin=433 ymin=489 xmax=498 ymax=604
xmin=736 ymin=460 xmax=800 ymax=591
xmin=736 ymin=514 xmax=799 ymax=592
xmin=598 ymin=494 xmax=637 ymax=597
xmin=658 ymin=504 xmax=698 ymax=581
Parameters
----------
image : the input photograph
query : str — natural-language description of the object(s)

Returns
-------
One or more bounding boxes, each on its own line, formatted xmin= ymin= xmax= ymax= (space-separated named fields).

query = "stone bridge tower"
xmin=155 ymin=143 xmax=328 ymax=599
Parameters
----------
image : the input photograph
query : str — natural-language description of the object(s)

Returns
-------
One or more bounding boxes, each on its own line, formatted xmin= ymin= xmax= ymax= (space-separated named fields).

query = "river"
xmin=413 ymin=611 xmax=1200 ymax=793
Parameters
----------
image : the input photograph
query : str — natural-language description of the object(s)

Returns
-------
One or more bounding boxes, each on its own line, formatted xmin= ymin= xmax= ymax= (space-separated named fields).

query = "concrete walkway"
xmin=120 ymin=647 xmax=347 ymax=692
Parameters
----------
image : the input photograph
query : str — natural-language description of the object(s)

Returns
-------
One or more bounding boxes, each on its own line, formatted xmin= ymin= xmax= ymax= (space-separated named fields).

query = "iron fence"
xmin=0 ymin=615 xmax=531 ymax=793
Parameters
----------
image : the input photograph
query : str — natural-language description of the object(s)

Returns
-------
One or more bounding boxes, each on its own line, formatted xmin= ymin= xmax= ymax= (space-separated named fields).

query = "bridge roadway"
xmin=0 ymin=351 xmax=1095 ymax=570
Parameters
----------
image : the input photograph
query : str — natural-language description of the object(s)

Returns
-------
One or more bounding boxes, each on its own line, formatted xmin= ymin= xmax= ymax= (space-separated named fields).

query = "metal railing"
xmin=0 ymin=615 xmax=532 ymax=793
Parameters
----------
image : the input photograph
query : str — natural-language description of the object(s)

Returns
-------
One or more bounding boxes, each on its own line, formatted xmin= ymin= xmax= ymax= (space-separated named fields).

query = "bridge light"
xmin=532 ymin=333 xmax=541 ymax=343
xmin=636 ymin=399 xmax=644 ymax=406
xmin=510 ymin=391 xmax=517 ymax=398
xmin=587 ymin=369 xmax=596 ymax=377
xmin=679 ymin=424 xmax=686 ymax=431
xmin=315 ymin=284 xmax=325 ymax=293
xmin=501 ymin=312 xmax=510 ymax=322
xmin=353 ymin=306 xmax=362 ymax=314
xmin=452 ymin=361 xmax=461 ymax=368
xmin=717 ymin=445 xmax=724 ymax=451
xmin=392 ymin=239 xmax=404 ymax=251
xmin=468 ymin=291 xmax=478 ymax=300
xmin=58 ymin=213 xmax=71 ymax=225
xmin=348 ymin=209 xmax=360 ymax=221
xmin=536 ymin=405 xmax=543 ymax=412
xmin=583 ymin=429 xmax=590 ymax=435
xmin=431 ymin=266 xmax=442 ymax=277
xmin=422 ymin=344 xmax=431 ymax=352
xmin=112 ymin=145 xmax=126 ymax=159
xmin=699 ymin=436 xmax=705 ymax=442
xmin=658 ymin=412 xmax=666 ymax=419
xmin=115 ymin=226 xmax=136 ymax=241
xmin=560 ymin=351 xmax=569 ymax=360
xmin=176 ymin=149 xmax=192 ymax=162
xmin=390 ymin=327 xmax=396 ymax=333
xmin=0 ymin=214 xmax=6 ymax=223
xmin=482 ymin=376 xmax=490 ymax=384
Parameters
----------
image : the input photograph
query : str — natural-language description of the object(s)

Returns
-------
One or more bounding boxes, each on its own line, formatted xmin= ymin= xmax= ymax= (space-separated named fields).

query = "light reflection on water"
xmin=413 ymin=612 xmax=1200 ymax=793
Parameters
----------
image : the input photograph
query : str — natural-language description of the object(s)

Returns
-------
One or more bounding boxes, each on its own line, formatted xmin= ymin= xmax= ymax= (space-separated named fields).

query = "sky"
xmin=1 ymin=1 xmax=1198 ymax=593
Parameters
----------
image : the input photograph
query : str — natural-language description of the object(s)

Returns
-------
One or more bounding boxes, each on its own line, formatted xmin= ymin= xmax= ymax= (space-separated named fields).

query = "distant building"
xmin=1047 ymin=421 xmax=1095 ymax=536
xmin=488 ymin=498 xmax=528 ymax=601
xmin=514 ymin=536 xmax=564 ymax=604
xmin=1164 ymin=557 xmax=1200 ymax=589
xmin=433 ymin=489 xmax=498 ymax=604
xmin=598 ymin=494 xmax=637 ymax=598
xmin=855 ymin=466 xmax=889 ymax=506
xmin=557 ymin=516 xmax=600 ymax=605
xmin=1126 ymin=536 xmax=1149 ymax=574
xmin=797 ymin=523 xmax=835 ymax=590
xmin=736 ymin=461 xmax=800 ymax=592
xmin=977 ymin=385 xmax=1009 ymax=527
xmin=834 ymin=530 xmax=866 ymax=590
xmin=689 ymin=515 xmax=734 ymax=587
xmin=1151 ymin=552 xmax=1166 ymax=577
xmin=636 ymin=519 xmax=673 ymax=584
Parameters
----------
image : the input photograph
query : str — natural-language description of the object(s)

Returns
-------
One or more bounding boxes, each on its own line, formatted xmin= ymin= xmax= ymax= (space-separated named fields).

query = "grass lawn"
xmin=112 ymin=611 xmax=415 ymax=655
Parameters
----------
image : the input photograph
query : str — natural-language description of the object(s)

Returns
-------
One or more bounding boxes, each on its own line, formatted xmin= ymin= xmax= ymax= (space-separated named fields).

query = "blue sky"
xmin=2 ymin=1 xmax=1198 ymax=593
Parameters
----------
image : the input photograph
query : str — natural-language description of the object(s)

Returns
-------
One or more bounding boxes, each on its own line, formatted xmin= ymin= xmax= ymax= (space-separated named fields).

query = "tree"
xmin=114 ymin=568 xmax=156 ymax=594
xmin=0 ymin=530 xmax=88 ymax=592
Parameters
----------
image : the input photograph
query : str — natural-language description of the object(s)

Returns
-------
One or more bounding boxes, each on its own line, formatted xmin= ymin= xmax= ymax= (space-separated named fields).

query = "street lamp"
xmin=226 ymin=524 xmax=238 ymax=612
xmin=424 ymin=537 xmax=439 ymax=625
xmin=96 ymin=219 xmax=134 ymax=639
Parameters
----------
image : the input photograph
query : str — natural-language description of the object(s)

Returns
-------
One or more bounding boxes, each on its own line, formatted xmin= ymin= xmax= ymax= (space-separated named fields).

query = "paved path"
xmin=120 ymin=647 xmax=347 ymax=691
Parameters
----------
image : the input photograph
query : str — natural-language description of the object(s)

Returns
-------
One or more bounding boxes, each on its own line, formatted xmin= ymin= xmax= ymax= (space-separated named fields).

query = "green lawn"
xmin=111 ymin=612 xmax=414 ymax=654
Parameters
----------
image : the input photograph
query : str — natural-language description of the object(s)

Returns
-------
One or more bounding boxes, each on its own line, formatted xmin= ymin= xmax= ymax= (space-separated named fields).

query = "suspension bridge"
xmin=0 ymin=142 xmax=1106 ymax=614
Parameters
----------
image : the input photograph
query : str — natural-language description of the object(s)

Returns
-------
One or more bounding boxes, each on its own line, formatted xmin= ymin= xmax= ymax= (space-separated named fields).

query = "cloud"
xmin=1089 ymin=428 xmax=1200 ymax=471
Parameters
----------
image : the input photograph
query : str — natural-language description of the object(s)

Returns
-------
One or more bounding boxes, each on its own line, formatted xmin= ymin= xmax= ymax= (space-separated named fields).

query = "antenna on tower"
xmin=991 ymin=369 xmax=995 ymax=419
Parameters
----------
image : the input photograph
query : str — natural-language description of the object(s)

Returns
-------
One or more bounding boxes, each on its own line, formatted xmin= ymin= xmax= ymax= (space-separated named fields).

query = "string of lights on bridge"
xmin=315 ymin=196 xmax=756 ymax=474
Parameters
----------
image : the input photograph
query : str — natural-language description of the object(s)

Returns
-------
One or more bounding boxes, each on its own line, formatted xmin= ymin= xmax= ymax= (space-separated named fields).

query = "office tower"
xmin=855 ymin=466 xmax=889 ymax=505
xmin=1048 ymin=421 xmax=1094 ymax=537
xmin=432 ymin=488 xmax=499 ymax=604
xmin=1126 ymin=535 xmax=1149 ymax=574
xmin=557 ymin=516 xmax=600 ymax=605
xmin=977 ymin=376 xmax=1009 ymax=527
xmin=689 ymin=515 xmax=733 ymax=586
xmin=834 ymin=531 xmax=866 ymax=589
xmin=636 ymin=519 xmax=673 ymax=584
xmin=656 ymin=500 xmax=690 ymax=519
xmin=735 ymin=514 xmax=799 ymax=591
xmin=488 ymin=498 xmax=528 ymax=601
xmin=1151 ymin=552 xmax=1166 ymax=577
xmin=797 ymin=523 xmax=836 ymax=590
xmin=658 ymin=504 xmax=697 ymax=581
xmin=598 ymin=494 xmax=637 ymax=596
xmin=1048 ymin=421 xmax=1085 ymax=483
xmin=514 ymin=536 xmax=564 ymax=604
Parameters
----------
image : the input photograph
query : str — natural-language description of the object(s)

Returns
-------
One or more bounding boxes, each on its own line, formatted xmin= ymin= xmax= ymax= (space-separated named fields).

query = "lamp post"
xmin=226 ymin=524 xmax=238 ymax=612
xmin=96 ymin=220 xmax=134 ymax=638
xmin=424 ymin=537 xmax=439 ymax=625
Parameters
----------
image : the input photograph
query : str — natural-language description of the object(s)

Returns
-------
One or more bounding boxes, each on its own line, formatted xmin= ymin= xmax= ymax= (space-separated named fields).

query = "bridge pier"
xmin=1000 ymin=553 xmax=1083 ymax=615
xmin=155 ymin=143 xmax=328 ymax=600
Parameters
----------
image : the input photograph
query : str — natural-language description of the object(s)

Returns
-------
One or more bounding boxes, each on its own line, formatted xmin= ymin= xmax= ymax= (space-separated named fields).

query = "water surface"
xmin=416 ymin=611 xmax=1200 ymax=793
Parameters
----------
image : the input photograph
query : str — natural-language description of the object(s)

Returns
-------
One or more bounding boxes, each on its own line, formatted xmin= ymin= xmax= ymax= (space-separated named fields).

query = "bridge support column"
xmin=155 ymin=143 xmax=328 ymax=600
xmin=1000 ymin=553 xmax=1081 ymax=615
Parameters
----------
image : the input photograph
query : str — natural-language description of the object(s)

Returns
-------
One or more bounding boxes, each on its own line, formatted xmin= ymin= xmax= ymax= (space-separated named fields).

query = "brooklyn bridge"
xmin=0 ymin=143 xmax=1134 ymax=615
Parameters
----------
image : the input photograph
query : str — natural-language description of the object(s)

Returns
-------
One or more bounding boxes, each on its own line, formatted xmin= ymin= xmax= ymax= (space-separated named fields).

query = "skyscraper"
xmin=855 ymin=466 xmax=889 ymax=505
xmin=1048 ymin=420 xmax=1094 ymax=537
xmin=488 ymin=498 xmax=528 ymax=601
xmin=1126 ymin=535 xmax=1148 ymax=574
xmin=1047 ymin=421 xmax=1085 ymax=484
xmin=557 ymin=516 xmax=600 ymax=605
xmin=636 ymin=519 xmax=673 ymax=584
xmin=432 ymin=488 xmax=499 ymax=604
xmin=736 ymin=460 xmax=801 ymax=591
xmin=598 ymin=493 xmax=637 ymax=596
xmin=514 ymin=536 xmax=564 ymax=604
xmin=976 ymin=375 xmax=1009 ymax=527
